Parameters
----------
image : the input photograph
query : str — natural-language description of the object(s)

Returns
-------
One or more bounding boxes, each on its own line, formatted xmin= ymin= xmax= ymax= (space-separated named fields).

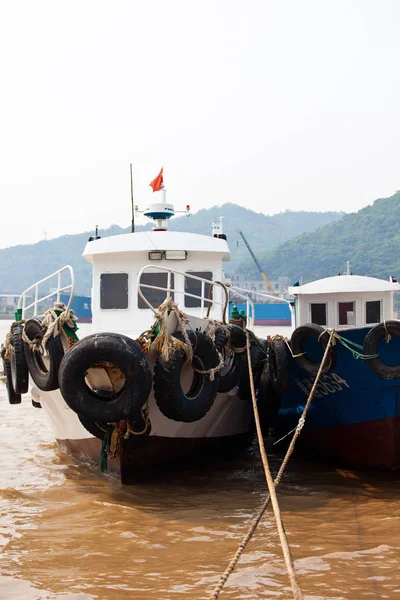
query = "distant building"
xmin=0 ymin=294 xmax=20 ymax=312
xmin=227 ymin=275 xmax=290 ymax=299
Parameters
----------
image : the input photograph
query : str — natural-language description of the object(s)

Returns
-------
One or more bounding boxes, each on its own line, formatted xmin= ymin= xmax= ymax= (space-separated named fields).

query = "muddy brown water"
xmin=0 ymin=321 xmax=399 ymax=599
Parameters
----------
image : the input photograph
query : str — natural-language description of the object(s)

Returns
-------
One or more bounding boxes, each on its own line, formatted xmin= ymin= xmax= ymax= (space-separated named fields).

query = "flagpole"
xmin=130 ymin=163 xmax=135 ymax=233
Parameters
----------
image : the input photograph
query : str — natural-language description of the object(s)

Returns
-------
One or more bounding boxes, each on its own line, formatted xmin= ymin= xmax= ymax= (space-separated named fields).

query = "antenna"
xmin=130 ymin=163 xmax=135 ymax=233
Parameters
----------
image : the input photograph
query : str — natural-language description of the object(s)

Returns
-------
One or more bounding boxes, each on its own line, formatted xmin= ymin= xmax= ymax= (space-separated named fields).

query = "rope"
xmin=205 ymin=281 xmax=229 ymax=323
xmin=21 ymin=303 xmax=78 ymax=351
xmin=209 ymin=332 xmax=304 ymax=600
xmin=1 ymin=321 xmax=26 ymax=359
xmin=100 ymin=425 xmax=114 ymax=473
xmin=154 ymin=297 xmax=193 ymax=362
xmin=192 ymin=350 xmax=225 ymax=382
xmin=125 ymin=400 xmax=151 ymax=436
xmin=329 ymin=330 xmax=379 ymax=360
xmin=41 ymin=303 xmax=78 ymax=348
xmin=383 ymin=320 xmax=392 ymax=343
xmin=210 ymin=330 xmax=336 ymax=599
xmin=247 ymin=329 xmax=269 ymax=357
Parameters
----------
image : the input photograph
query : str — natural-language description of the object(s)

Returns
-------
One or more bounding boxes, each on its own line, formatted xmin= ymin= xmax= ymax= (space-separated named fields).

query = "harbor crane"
xmin=236 ymin=229 xmax=275 ymax=294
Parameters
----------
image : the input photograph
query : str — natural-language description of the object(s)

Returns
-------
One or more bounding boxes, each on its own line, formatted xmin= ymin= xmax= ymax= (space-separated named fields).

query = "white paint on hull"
xmin=38 ymin=385 xmax=252 ymax=443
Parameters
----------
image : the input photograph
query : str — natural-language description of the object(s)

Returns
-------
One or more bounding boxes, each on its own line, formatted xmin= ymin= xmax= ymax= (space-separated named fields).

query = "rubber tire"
xmin=257 ymin=363 xmax=281 ymax=431
xmin=2 ymin=357 xmax=21 ymax=404
xmin=217 ymin=324 xmax=246 ymax=393
xmin=238 ymin=337 xmax=267 ymax=400
xmin=268 ymin=338 xmax=290 ymax=393
xmin=153 ymin=330 xmax=220 ymax=422
xmin=78 ymin=417 xmax=108 ymax=440
xmin=79 ymin=414 xmax=152 ymax=440
xmin=9 ymin=324 xmax=29 ymax=394
xmin=290 ymin=323 xmax=336 ymax=377
xmin=59 ymin=332 xmax=152 ymax=422
xmin=24 ymin=316 xmax=64 ymax=391
xmin=363 ymin=320 xmax=400 ymax=379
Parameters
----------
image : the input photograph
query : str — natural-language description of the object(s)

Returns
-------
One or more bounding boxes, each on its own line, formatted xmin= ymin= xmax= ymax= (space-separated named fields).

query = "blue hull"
xmin=276 ymin=327 xmax=400 ymax=468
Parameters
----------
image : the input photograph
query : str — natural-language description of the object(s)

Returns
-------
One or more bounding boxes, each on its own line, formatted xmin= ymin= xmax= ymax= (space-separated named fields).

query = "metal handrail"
xmin=17 ymin=265 xmax=75 ymax=319
xmin=137 ymin=265 xmax=256 ymax=327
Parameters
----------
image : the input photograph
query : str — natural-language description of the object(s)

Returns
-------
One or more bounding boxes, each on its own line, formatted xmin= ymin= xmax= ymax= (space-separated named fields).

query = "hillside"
xmin=239 ymin=191 xmax=400 ymax=283
xmin=0 ymin=204 xmax=344 ymax=296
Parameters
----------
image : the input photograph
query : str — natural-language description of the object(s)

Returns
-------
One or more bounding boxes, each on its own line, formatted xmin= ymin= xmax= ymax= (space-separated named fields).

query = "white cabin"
xmin=82 ymin=230 xmax=231 ymax=338
xmin=288 ymin=274 xmax=400 ymax=330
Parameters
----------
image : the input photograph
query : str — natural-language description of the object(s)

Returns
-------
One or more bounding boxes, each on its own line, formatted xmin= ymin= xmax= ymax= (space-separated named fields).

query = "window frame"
xmin=337 ymin=300 xmax=356 ymax=328
xmin=309 ymin=302 xmax=328 ymax=326
xmin=184 ymin=271 xmax=213 ymax=309
xmin=138 ymin=271 xmax=175 ymax=309
xmin=365 ymin=299 xmax=382 ymax=325
xmin=100 ymin=272 xmax=129 ymax=310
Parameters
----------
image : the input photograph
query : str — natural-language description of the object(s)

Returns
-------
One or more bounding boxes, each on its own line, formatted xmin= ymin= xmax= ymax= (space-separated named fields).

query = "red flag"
xmin=149 ymin=167 xmax=164 ymax=192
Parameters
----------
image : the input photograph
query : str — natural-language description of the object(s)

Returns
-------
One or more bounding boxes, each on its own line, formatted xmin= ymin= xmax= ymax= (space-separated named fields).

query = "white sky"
xmin=0 ymin=0 xmax=399 ymax=249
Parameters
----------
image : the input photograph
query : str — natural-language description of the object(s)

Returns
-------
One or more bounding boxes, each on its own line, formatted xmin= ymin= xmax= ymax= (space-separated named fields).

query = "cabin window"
xmin=100 ymin=273 xmax=128 ymax=309
xmin=184 ymin=271 xmax=213 ymax=308
xmin=138 ymin=272 xmax=174 ymax=309
xmin=366 ymin=300 xmax=381 ymax=324
xmin=310 ymin=303 xmax=327 ymax=326
xmin=338 ymin=301 xmax=355 ymax=326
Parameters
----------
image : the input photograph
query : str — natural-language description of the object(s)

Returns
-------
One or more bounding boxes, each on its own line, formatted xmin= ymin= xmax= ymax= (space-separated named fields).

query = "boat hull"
xmin=39 ymin=384 xmax=254 ymax=482
xmin=276 ymin=326 xmax=400 ymax=469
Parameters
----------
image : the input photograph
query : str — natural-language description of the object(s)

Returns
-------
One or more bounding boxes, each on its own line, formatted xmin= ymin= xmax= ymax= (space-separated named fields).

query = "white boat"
xmin=1 ymin=184 xmax=268 ymax=483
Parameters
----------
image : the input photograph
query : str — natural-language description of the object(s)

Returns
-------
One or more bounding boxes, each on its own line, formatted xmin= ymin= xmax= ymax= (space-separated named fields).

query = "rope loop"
xmin=192 ymin=350 xmax=225 ymax=382
xmin=153 ymin=297 xmax=193 ymax=363
xmin=383 ymin=320 xmax=392 ymax=343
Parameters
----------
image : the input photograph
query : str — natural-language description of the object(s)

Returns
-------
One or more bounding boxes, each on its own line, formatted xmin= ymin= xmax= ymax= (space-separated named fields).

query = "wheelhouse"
xmin=289 ymin=275 xmax=400 ymax=330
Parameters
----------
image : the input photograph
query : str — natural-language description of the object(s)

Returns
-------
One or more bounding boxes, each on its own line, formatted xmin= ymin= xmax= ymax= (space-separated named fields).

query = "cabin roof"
xmin=82 ymin=230 xmax=230 ymax=262
xmin=288 ymin=275 xmax=400 ymax=295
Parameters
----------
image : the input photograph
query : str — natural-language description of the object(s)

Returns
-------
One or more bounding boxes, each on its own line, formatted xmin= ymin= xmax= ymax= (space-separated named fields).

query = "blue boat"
xmin=271 ymin=272 xmax=400 ymax=469
xmin=233 ymin=302 xmax=292 ymax=326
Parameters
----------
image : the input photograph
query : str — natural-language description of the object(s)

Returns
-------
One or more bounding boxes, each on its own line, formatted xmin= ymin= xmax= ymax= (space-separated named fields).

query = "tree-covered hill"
xmin=0 ymin=204 xmax=344 ymax=296
xmin=240 ymin=191 xmax=400 ymax=283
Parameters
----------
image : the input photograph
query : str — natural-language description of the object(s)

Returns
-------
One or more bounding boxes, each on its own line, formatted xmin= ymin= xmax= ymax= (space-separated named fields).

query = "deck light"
xmin=164 ymin=250 xmax=187 ymax=260
xmin=148 ymin=251 xmax=163 ymax=260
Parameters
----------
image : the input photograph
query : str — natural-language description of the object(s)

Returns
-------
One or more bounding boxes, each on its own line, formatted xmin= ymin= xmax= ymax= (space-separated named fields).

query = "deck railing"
xmin=137 ymin=265 xmax=257 ymax=327
xmin=17 ymin=265 xmax=75 ymax=319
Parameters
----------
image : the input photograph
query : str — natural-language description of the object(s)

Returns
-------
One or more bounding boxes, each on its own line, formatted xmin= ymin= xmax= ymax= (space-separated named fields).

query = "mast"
xmin=130 ymin=163 xmax=135 ymax=233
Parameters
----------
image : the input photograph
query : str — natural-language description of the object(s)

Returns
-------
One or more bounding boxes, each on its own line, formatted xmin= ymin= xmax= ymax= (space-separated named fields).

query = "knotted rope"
xmin=209 ymin=330 xmax=307 ymax=600
xmin=154 ymin=297 xmax=193 ymax=362
xmin=1 ymin=321 xmax=26 ymax=360
xmin=22 ymin=303 xmax=78 ymax=351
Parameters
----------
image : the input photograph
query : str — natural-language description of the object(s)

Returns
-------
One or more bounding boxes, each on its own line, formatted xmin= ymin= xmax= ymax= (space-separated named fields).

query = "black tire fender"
xmin=59 ymin=333 xmax=152 ymax=422
xmin=363 ymin=320 xmax=400 ymax=379
xmin=2 ymin=357 xmax=21 ymax=404
xmin=78 ymin=417 xmax=108 ymax=440
xmin=268 ymin=338 xmax=290 ymax=393
xmin=79 ymin=414 xmax=152 ymax=440
xmin=10 ymin=324 xmax=29 ymax=394
xmin=24 ymin=316 xmax=64 ymax=391
xmin=217 ymin=324 xmax=247 ymax=393
xmin=153 ymin=330 xmax=220 ymax=422
xmin=291 ymin=324 xmax=336 ymax=376
xmin=238 ymin=337 xmax=267 ymax=400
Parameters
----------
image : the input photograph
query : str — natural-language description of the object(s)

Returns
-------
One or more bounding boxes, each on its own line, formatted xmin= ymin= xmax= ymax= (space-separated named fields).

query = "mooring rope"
xmin=208 ymin=331 xmax=305 ymax=600
xmin=209 ymin=328 xmax=336 ymax=600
